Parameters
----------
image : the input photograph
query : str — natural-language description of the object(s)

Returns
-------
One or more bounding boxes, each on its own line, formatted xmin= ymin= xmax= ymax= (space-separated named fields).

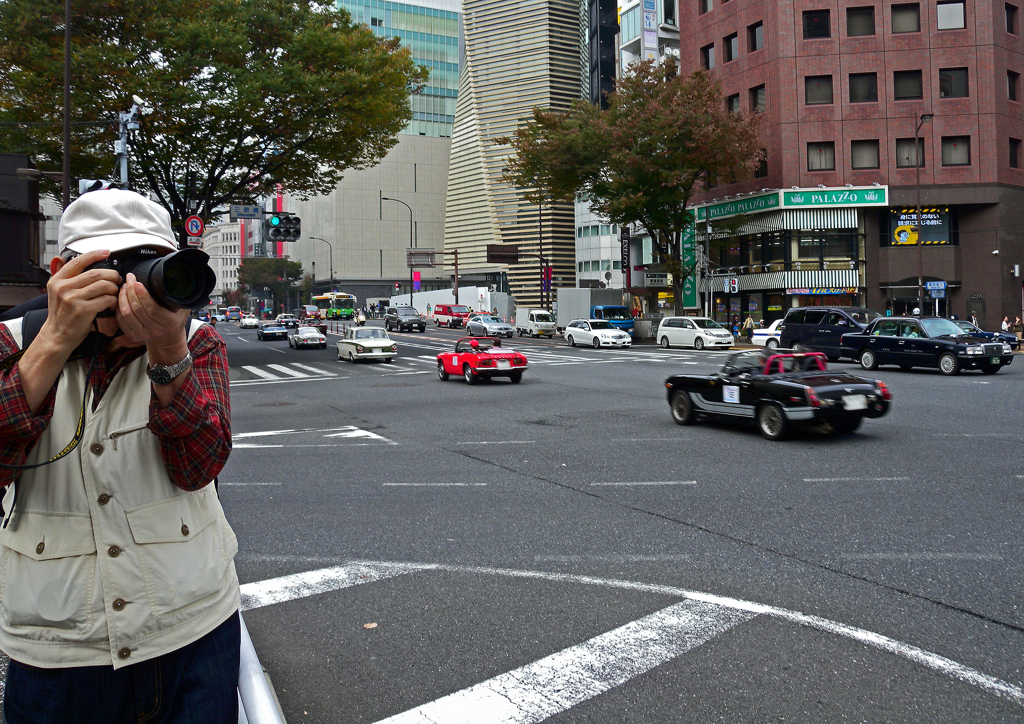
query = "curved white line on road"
xmin=239 ymin=560 xmax=1024 ymax=708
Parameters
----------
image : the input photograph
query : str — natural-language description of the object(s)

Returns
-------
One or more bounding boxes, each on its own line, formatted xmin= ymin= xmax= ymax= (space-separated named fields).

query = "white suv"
xmin=657 ymin=317 xmax=733 ymax=350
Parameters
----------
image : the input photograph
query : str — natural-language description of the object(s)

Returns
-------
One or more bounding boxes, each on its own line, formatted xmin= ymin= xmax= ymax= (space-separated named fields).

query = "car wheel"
xmin=463 ymin=364 xmax=476 ymax=385
xmin=660 ymin=336 xmax=670 ymax=349
xmin=694 ymin=337 xmax=705 ymax=350
xmin=567 ymin=335 xmax=575 ymax=347
xmin=939 ymin=353 xmax=960 ymax=376
xmin=757 ymin=403 xmax=788 ymax=440
xmin=437 ymin=360 xmax=449 ymax=380
xmin=832 ymin=417 xmax=862 ymax=435
xmin=419 ymin=327 xmax=425 ymax=333
xmin=592 ymin=337 xmax=601 ymax=349
xmin=859 ymin=349 xmax=878 ymax=370
xmin=670 ymin=390 xmax=694 ymax=425
xmin=980 ymin=364 xmax=1001 ymax=375
xmin=517 ymin=329 xmax=523 ymax=337
xmin=766 ymin=339 xmax=779 ymax=349
xmin=349 ymin=352 xmax=356 ymax=364
xmin=337 ymin=348 xmax=343 ymax=360
xmin=509 ymin=371 xmax=523 ymax=384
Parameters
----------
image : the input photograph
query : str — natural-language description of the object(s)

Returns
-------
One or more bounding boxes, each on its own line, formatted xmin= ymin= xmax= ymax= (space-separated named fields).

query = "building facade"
xmin=201 ymin=222 xmax=244 ymax=309
xmin=444 ymin=0 xmax=582 ymax=308
xmin=681 ymin=0 xmax=1024 ymax=328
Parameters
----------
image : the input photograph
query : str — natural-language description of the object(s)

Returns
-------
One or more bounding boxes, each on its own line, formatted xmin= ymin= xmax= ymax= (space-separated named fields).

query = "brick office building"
xmin=679 ymin=0 xmax=1024 ymax=327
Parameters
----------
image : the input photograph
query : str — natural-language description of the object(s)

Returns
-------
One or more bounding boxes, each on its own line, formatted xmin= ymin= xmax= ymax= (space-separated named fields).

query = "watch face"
xmin=149 ymin=367 xmax=174 ymax=385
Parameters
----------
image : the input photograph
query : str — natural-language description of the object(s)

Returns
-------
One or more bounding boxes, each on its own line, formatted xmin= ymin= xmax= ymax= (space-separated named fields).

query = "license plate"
xmin=842 ymin=394 xmax=868 ymax=410
xmin=497 ymin=360 xmax=511 ymax=370
xmin=991 ymin=357 xmax=1000 ymax=364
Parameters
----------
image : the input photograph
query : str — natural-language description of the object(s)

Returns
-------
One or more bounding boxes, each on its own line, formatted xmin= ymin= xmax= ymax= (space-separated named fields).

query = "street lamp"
xmin=308 ymin=236 xmax=334 ymax=292
xmin=915 ymin=112 xmax=934 ymax=315
xmin=382 ymin=196 xmax=414 ymax=307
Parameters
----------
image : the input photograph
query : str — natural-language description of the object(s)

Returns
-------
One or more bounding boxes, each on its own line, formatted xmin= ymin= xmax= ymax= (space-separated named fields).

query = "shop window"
xmin=701 ymin=43 xmax=715 ymax=69
xmin=892 ymin=3 xmax=920 ymax=33
xmin=1009 ymin=71 xmax=1020 ymax=101
xmin=1011 ymin=138 xmax=1022 ymax=168
xmin=851 ymin=140 xmax=880 ymax=169
xmin=805 ymin=75 xmax=834 ymax=104
xmin=798 ymin=235 xmax=822 ymax=260
xmin=896 ymin=138 xmax=925 ymax=168
xmin=748 ymin=21 xmax=764 ymax=51
xmin=1008 ymin=3 xmax=1019 ymax=34
xmin=726 ymin=94 xmax=741 ymax=113
xmin=849 ymin=73 xmax=878 ymax=102
xmin=847 ymin=6 xmax=875 ymax=36
xmin=807 ymin=142 xmax=835 ymax=171
xmin=767 ymin=233 xmax=786 ymax=263
xmin=941 ymin=136 xmax=971 ymax=166
xmin=750 ymin=84 xmax=766 ymax=112
xmin=823 ymin=233 xmax=856 ymax=258
xmin=803 ymin=9 xmax=831 ymax=38
xmin=936 ymin=1 xmax=965 ymax=30
xmin=939 ymin=68 xmax=968 ymax=98
xmin=724 ymin=33 xmax=739 ymax=62
xmin=893 ymin=70 xmax=923 ymax=100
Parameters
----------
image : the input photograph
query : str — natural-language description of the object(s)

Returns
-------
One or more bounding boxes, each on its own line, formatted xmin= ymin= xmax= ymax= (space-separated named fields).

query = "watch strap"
xmin=147 ymin=352 xmax=193 ymax=385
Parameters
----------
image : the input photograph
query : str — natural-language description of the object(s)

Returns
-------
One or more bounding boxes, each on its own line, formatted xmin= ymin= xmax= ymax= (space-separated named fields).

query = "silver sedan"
xmin=466 ymin=314 xmax=514 ymax=337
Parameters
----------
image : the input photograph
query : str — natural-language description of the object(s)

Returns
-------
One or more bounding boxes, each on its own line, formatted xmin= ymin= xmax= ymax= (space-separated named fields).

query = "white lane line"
xmin=323 ymin=427 xmax=390 ymax=440
xmin=536 ymin=554 xmax=692 ymax=562
xmin=591 ymin=481 xmax=697 ymax=487
xmin=454 ymin=441 xmax=535 ymax=445
xmin=267 ymin=363 xmax=310 ymax=378
xmin=373 ymin=601 xmax=752 ymax=724
xmin=381 ymin=370 xmax=431 ymax=376
xmin=241 ymin=365 xmax=282 ymax=380
xmin=291 ymin=363 xmax=333 ymax=374
xmin=383 ymin=483 xmax=488 ymax=487
xmin=235 ymin=427 xmax=375 ymax=439
xmin=231 ymin=375 xmax=344 ymax=388
xmin=803 ymin=477 xmax=910 ymax=482
xmin=239 ymin=562 xmax=428 ymax=611
xmin=233 ymin=442 xmax=395 ymax=448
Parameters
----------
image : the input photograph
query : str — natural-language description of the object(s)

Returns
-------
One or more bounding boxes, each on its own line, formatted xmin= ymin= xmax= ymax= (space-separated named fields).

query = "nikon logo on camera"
xmin=264 ymin=212 xmax=301 ymax=242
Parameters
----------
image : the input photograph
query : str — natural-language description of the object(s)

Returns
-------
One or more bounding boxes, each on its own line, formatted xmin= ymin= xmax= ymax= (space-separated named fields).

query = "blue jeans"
xmin=4 ymin=611 xmax=240 ymax=724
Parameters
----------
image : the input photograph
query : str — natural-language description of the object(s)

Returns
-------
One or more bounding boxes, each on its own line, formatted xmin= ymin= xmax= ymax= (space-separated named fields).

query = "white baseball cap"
xmin=58 ymin=189 xmax=178 ymax=256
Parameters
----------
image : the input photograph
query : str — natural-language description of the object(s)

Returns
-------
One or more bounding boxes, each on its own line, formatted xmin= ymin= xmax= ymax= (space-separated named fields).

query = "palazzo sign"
xmin=693 ymin=185 xmax=889 ymax=223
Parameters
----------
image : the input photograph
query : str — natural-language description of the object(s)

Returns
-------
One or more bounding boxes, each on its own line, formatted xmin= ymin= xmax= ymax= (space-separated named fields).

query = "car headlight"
xmin=391 ymin=344 xmax=398 ymax=352
xmin=1003 ymin=344 xmax=1012 ymax=353
xmin=356 ymin=345 xmax=365 ymax=353
xmin=966 ymin=346 xmax=982 ymax=355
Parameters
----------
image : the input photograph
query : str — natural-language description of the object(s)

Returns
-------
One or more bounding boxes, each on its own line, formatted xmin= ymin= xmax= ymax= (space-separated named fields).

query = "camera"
xmin=89 ymin=247 xmax=217 ymax=311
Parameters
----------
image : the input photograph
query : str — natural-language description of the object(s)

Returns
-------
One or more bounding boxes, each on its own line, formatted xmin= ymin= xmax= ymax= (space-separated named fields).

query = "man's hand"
xmin=116 ymin=273 xmax=190 ymax=365
xmin=40 ymin=250 xmax=122 ymax=355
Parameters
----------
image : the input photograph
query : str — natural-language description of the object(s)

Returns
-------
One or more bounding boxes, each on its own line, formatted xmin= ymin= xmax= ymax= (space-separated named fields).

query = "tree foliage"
xmin=238 ymin=257 xmax=303 ymax=313
xmin=0 ymin=0 xmax=428 ymax=243
xmin=502 ymin=60 xmax=763 ymax=313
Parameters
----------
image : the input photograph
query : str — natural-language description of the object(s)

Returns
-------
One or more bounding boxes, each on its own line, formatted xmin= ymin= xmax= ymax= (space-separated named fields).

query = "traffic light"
xmin=280 ymin=214 xmax=301 ymax=240
xmin=264 ymin=213 xmax=284 ymax=241
xmin=394 ymin=282 xmax=400 ymax=292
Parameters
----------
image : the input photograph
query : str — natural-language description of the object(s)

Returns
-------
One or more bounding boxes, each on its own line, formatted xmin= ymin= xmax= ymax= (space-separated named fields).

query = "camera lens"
xmin=132 ymin=249 xmax=216 ymax=309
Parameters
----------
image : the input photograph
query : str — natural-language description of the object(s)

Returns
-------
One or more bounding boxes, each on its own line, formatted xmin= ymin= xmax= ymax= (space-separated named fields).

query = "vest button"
xmin=117 ymin=647 xmax=131 ymax=659
xmin=112 ymin=599 xmax=126 ymax=611
xmin=107 ymin=546 xmax=121 ymax=558
xmin=181 ymin=524 xmax=190 ymax=536
xmin=35 ymin=542 xmax=44 ymax=554
xmin=90 ymin=443 xmax=104 ymax=455
xmin=97 ymin=494 xmax=111 ymax=505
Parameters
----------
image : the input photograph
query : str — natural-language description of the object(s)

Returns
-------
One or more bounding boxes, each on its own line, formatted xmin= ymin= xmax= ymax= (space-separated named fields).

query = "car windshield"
xmin=954 ymin=320 xmax=979 ymax=332
xmin=355 ymin=329 xmax=386 ymax=339
xmin=397 ymin=308 xmax=420 ymax=317
xmin=920 ymin=318 xmax=967 ymax=338
xmin=590 ymin=321 xmax=615 ymax=330
xmin=846 ymin=308 xmax=882 ymax=324
xmin=478 ymin=316 xmax=502 ymax=323
xmin=693 ymin=319 xmax=723 ymax=329
xmin=723 ymin=350 xmax=766 ymax=374
xmin=600 ymin=307 xmax=631 ymax=320
xmin=457 ymin=339 xmax=502 ymax=352
xmin=534 ymin=313 xmax=553 ymax=322
xmin=452 ymin=306 xmax=470 ymax=314
xmin=299 ymin=328 xmax=320 ymax=335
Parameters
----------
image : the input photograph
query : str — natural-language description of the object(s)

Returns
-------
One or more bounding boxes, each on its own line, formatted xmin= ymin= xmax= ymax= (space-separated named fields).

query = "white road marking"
xmin=231 ymin=375 xmax=344 ymax=388
xmin=267 ymin=363 xmax=310 ymax=378
xmin=239 ymin=562 xmax=426 ymax=611
xmin=373 ymin=601 xmax=752 ymax=724
xmin=323 ymin=427 xmax=389 ymax=440
xmin=241 ymin=365 xmax=281 ymax=380
xmin=591 ymin=481 xmax=697 ymax=487
xmin=234 ymin=427 xmax=376 ymax=439
xmin=382 ymin=370 xmax=432 ymax=376
xmin=291 ymin=363 xmax=332 ymax=374
xmin=454 ymin=440 xmax=535 ymax=445
xmin=382 ymin=483 xmax=488 ymax=487
xmin=536 ymin=554 xmax=692 ymax=562
xmin=803 ymin=477 xmax=910 ymax=482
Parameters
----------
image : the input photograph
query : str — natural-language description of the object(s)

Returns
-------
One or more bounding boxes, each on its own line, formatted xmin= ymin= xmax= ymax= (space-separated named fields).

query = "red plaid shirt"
xmin=0 ymin=322 xmax=231 ymax=491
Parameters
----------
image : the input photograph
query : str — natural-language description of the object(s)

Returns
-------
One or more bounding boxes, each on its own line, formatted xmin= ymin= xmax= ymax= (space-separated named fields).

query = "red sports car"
xmin=437 ymin=337 xmax=529 ymax=384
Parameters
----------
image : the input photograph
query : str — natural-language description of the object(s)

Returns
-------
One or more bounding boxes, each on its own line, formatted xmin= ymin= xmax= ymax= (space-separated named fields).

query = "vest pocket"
xmin=0 ymin=512 xmax=96 ymax=632
xmin=124 ymin=492 xmax=231 ymax=618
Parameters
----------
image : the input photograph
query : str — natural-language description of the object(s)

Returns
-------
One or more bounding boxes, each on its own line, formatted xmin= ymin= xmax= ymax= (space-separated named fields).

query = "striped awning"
xmin=701 ymin=269 xmax=860 ymax=293
xmin=696 ymin=208 xmax=859 ymax=240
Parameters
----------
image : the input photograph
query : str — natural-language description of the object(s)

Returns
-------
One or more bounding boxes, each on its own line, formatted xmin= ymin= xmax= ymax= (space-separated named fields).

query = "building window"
xmin=847 ymin=6 xmax=875 ymax=36
xmin=1009 ymin=70 xmax=1020 ymax=101
xmin=699 ymin=0 xmax=712 ymax=14
xmin=805 ymin=75 xmax=834 ymax=104
xmin=936 ymin=1 xmax=965 ymax=29
xmin=1010 ymin=138 xmax=1021 ymax=168
xmin=701 ymin=43 xmax=715 ymax=69
xmin=892 ymin=3 xmax=920 ymax=33
xmin=726 ymin=93 xmax=741 ymax=113
xmin=1008 ymin=4 xmax=1019 ymax=33
xmin=807 ymin=142 xmax=836 ymax=171
xmin=893 ymin=70 xmax=923 ymax=100
xmin=896 ymin=138 xmax=925 ymax=167
xmin=748 ymin=21 xmax=764 ymax=51
xmin=724 ymin=33 xmax=739 ymax=62
xmin=578 ymin=262 xmax=583 ymax=273
xmin=941 ymin=136 xmax=971 ymax=165
xmin=750 ymin=84 xmax=766 ymax=112
xmin=939 ymin=68 xmax=969 ymax=98
xmin=803 ymin=9 xmax=831 ymax=38
xmin=849 ymin=73 xmax=878 ymax=102
xmin=754 ymin=149 xmax=768 ymax=177
xmin=851 ymin=140 xmax=880 ymax=169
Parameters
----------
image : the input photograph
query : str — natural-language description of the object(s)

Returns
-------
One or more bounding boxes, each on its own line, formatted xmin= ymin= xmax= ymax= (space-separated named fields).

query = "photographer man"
xmin=0 ymin=190 xmax=239 ymax=723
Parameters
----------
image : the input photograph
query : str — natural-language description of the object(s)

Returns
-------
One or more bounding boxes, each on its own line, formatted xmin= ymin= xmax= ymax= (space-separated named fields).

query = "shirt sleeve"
xmin=0 ymin=325 xmax=60 ymax=488
xmin=148 ymin=324 xmax=232 ymax=491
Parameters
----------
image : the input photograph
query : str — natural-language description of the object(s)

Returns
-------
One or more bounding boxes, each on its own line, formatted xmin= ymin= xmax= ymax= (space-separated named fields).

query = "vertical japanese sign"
xmin=620 ymin=226 xmax=631 ymax=290
xmin=682 ymin=223 xmax=697 ymax=308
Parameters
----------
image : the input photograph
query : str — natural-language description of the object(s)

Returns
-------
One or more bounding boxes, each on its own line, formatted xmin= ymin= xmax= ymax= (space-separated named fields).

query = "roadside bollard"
xmin=237 ymin=613 xmax=286 ymax=724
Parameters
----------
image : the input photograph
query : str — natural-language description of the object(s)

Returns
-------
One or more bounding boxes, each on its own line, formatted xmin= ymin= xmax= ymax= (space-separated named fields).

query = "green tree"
xmin=0 ymin=0 xmax=428 ymax=244
xmin=502 ymin=60 xmax=763 ymax=314
xmin=238 ymin=258 xmax=303 ymax=315
xmin=225 ymin=288 xmax=248 ymax=309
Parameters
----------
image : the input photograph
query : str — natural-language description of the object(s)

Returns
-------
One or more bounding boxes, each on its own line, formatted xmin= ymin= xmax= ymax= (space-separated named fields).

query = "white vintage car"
xmin=288 ymin=326 xmax=327 ymax=349
xmin=336 ymin=326 xmax=398 ymax=363
xmin=239 ymin=316 xmax=259 ymax=329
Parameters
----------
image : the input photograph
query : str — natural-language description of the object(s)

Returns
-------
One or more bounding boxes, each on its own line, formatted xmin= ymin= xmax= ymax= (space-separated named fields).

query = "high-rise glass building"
xmin=444 ymin=0 xmax=581 ymax=308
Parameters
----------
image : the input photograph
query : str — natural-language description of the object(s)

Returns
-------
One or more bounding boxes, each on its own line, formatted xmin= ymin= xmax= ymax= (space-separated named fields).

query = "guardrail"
xmin=238 ymin=613 xmax=287 ymax=724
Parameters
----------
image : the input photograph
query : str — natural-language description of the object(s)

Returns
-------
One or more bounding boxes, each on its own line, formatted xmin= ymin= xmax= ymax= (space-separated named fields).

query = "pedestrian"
xmin=1001 ymin=315 xmax=1010 ymax=332
xmin=0 ymin=190 xmax=239 ymax=723
xmin=742 ymin=315 xmax=755 ymax=343
xmin=970 ymin=311 xmax=979 ymax=326
xmin=1012 ymin=316 xmax=1023 ymax=342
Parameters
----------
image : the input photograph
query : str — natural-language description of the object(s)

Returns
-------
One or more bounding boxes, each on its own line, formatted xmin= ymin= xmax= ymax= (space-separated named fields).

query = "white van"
xmin=515 ymin=307 xmax=557 ymax=337
xmin=656 ymin=317 xmax=734 ymax=350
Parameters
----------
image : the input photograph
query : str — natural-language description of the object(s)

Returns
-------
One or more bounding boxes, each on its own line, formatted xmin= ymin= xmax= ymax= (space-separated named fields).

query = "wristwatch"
xmin=147 ymin=352 xmax=193 ymax=385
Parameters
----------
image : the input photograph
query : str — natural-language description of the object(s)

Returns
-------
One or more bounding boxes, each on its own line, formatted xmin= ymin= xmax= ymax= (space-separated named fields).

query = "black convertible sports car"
xmin=665 ymin=349 xmax=891 ymax=440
